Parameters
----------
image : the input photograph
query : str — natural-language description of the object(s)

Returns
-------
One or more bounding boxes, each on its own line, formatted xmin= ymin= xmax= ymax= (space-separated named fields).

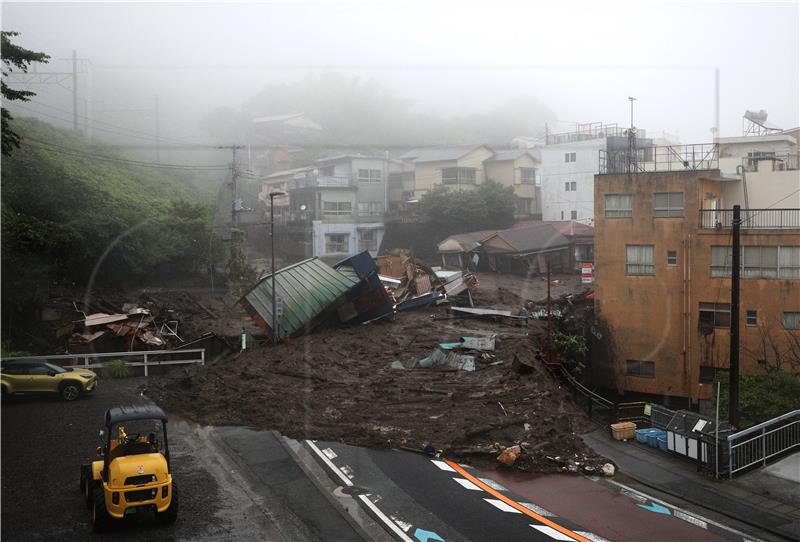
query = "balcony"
xmin=546 ymin=122 xmax=645 ymax=145
xmin=699 ymin=208 xmax=800 ymax=230
xmin=287 ymin=174 xmax=353 ymax=189
xmin=599 ymin=143 xmax=718 ymax=174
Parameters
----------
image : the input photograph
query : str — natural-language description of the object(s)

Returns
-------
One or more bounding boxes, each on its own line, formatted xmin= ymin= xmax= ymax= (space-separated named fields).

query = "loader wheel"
xmin=92 ymin=487 xmax=113 ymax=532
xmin=156 ymin=483 xmax=178 ymax=525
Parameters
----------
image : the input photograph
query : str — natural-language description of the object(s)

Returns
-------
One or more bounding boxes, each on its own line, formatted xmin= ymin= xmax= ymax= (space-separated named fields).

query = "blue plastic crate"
xmin=647 ymin=429 xmax=667 ymax=448
xmin=635 ymin=428 xmax=655 ymax=444
xmin=657 ymin=434 xmax=668 ymax=451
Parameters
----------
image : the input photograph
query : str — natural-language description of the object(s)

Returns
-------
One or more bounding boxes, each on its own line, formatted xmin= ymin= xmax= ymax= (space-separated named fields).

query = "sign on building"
xmin=581 ymin=263 xmax=594 ymax=284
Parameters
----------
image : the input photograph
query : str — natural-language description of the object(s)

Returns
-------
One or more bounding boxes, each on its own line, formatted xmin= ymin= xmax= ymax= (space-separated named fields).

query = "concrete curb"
xmin=273 ymin=433 xmax=394 ymax=542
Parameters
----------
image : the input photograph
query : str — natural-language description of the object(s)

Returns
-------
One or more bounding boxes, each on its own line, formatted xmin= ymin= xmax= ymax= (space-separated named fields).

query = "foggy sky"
xmin=3 ymin=1 xmax=799 ymax=145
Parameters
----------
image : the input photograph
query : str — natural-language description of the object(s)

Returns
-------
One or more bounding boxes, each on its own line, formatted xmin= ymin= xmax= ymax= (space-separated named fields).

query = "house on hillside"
xmin=395 ymin=145 xmax=495 ymax=200
xmin=483 ymin=149 xmax=542 ymax=220
xmin=513 ymin=220 xmax=594 ymax=270
xmin=260 ymin=154 xmax=388 ymax=262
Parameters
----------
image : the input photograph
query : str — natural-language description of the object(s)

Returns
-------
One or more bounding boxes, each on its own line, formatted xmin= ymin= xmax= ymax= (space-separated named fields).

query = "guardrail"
xmin=699 ymin=208 xmax=800 ymax=230
xmin=727 ymin=409 xmax=800 ymax=477
xmin=1 ymin=349 xmax=205 ymax=377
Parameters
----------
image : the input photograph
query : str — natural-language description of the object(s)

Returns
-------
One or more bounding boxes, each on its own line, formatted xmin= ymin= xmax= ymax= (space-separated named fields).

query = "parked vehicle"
xmin=1 ymin=359 xmax=97 ymax=401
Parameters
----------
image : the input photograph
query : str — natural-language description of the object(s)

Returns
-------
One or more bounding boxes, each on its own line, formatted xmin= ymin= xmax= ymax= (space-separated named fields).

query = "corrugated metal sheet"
xmin=240 ymin=258 xmax=358 ymax=340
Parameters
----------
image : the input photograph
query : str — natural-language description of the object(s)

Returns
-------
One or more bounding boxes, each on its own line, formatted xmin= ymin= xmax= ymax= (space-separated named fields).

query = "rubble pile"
xmin=149 ymin=270 xmax=606 ymax=474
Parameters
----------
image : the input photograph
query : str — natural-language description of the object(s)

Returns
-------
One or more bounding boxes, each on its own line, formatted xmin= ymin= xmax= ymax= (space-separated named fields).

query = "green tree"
xmin=419 ymin=180 xmax=517 ymax=234
xmin=1 ymin=31 xmax=49 ymax=155
xmin=714 ymin=369 xmax=800 ymax=428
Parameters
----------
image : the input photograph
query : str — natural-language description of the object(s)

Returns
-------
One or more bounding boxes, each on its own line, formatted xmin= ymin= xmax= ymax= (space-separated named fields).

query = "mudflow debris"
xmin=148 ymin=264 xmax=610 ymax=475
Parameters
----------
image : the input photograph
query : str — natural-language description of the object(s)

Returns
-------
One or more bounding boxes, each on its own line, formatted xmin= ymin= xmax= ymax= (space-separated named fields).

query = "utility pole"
xmin=217 ymin=145 xmax=245 ymax=227
xmin=627 ymin=96 xmax=637 ymax=173
xmin=729 ymin=204 xmax=741 ymax=428
xmin=72 ymin=50 xmax=79 ymax=132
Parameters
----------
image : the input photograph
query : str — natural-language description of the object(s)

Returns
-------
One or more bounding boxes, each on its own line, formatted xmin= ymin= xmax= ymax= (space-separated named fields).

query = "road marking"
xmin=413 ymin=527 xmax=445 ymax=542
xmin=484 ymin=498 xmax=522 ymax=513
xmin=322 ymin=447 xmax=338 ymax=459
xmin=430 ymin=460 xmax=456 ymax=472
xmin=305 ymin=440 xmax=353 ymax=487
xmin=603 ymin=479 xmax=760 ymax=540
xmin=478 ymin=477 xmax=508 ymax=491
xmin=638 ymin=502 xmax=671 ymax=515
xmin=444 ymin=460 xmax=592 ymax=542
xmin=520 ymin=502 xmax=555 ymax=516
xmin=575 ymin=532 xmax=611 ymax=542
xmin=452 ymin=478 xmax=482 ymax=491
xmin=530 ymin=524 xmax=576 ymax=540
xmin=390 ymin=514 xmax=412 ymax=533
xmin=357 ymin=493 xmax=415 ymax=542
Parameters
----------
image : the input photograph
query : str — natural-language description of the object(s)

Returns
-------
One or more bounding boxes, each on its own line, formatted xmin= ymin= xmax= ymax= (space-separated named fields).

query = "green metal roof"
xmin=241 ymin=258 xmax=358 ymax=339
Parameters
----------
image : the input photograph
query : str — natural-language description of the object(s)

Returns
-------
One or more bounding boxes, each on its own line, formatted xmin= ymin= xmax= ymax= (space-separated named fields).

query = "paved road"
xmin=306 ymin=440 xmax=761 ymax=542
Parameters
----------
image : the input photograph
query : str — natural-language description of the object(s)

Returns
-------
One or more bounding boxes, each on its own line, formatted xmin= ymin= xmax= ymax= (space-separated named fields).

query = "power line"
xmin=28 ymin=99 xmax=204 ymax=147
xmin=25 ymin=137 xmax=231 ymax=171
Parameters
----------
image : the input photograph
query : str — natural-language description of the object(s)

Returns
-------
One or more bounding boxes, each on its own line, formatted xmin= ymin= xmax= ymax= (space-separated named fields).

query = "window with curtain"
xmin=653 ymin=192 xmax=684 ymax=217
xmin=626 ymin=245 xmax=655 ymax=275
xmin=604 ymin=194 xmax=632 ymax=217
xmin=783 ymin=312 xmax=800 ymax=329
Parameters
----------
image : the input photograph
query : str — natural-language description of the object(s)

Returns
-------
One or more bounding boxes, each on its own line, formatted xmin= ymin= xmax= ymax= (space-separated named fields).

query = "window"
xmin=626 ymin=245 xmax=655 ymax=275
xmin=1 ymin=362 xmax=29 ymax=375
xmin=745 ymin=310 xmax=758 ymax=326
xmin=699 ymin=366 xmax=716 ymax=383
xmin=560 ymin=211 xmax=564 ymax=220
xmin=784 ymin=312 xmax=800 ymax=329
xmin=570 ymin=210 xmax=577 ymax=220
xmin=357 ymin=169 xmax=382 ymax=183
xmin=653 ymin=192 xmax=684 ymax=217
xmin=520 ymin=168 xmax=536 ymax=184
xmin=357 ymin=202 xmax=384 ymax=216
xmin=318 ymin=165 xmax=335 ymax=176
xmin=710 ymin=246 xmax=732 ymax=277
xmin=699 ymin=302 xmax=731 ymax=328
xmin=779 ymin=246 xmax=800 ymax=278
xmin=564 ymin=181 xmax=576 ymax=192
xmin=626 ymin=360 xmax=655 ymax=378
xmin=711 ymin=246 xmax=799 ymax=278
xmin=667 ymin=250 xmax=678 ymax=266
xmin=322 ymin=201 xmax=352 ymax=216
xmin=27 ymin=363 xmax=52 ymax=375
xmin=564 ymin=182 xmax=570 ymax=192
xmin=325 ymin=233 xmax=349 ymax=253
xmin=604 ymin=194 xmax=632 ymax=218
xmin=358 ymin=229 xmax=377 ymax=251
xmin=441 ymin=167 xmax=476 ymax=185
xmin=564 ymin=152 xmax=576 ymax=163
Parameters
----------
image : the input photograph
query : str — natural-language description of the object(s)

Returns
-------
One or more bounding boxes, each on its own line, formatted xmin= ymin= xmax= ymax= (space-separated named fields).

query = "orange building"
xmin=592 ymin=144 xmax=800 ymax=412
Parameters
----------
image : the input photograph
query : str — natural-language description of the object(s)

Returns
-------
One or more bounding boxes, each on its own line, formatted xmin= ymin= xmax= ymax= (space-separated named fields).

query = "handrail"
xmin=727 ymin=409 xmax=800 ymax=441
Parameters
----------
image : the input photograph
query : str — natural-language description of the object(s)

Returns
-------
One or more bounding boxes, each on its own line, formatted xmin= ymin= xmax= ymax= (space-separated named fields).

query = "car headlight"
xmin=79 ymin=373 xmax=94 ymax=379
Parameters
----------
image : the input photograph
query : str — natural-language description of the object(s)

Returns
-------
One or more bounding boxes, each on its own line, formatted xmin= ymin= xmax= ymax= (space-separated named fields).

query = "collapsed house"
xmin=437 ymin=221 xmax=594 ymax=275
xmin=239 ymin=250 xmax=478 ymax=339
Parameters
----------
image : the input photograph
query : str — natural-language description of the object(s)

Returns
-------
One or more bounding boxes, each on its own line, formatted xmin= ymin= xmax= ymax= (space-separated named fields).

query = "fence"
xmin=699 ymin=208 xmax=800 ymax=230
xmin=1 ymin=349 xmax=205 ymax=377
xmin=727 ymin=409 xmax=800 ymax=478
xmin=599 ymin=143 xmax=718 ymax=174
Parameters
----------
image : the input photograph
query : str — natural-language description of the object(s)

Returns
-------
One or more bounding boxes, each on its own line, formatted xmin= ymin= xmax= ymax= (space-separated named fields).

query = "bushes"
xmin=103 ymin=359 xmax=131 ymax=379
xmin=714 ymin=369 xmax=800 ymax=428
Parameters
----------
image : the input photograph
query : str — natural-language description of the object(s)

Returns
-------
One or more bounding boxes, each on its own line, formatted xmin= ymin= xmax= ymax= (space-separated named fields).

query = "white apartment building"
xmin=538 ymin=122 xmax=652 ymax=223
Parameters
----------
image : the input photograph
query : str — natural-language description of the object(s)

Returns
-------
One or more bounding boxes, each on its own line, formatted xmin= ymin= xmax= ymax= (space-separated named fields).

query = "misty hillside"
xmin=1 ymin=118 xmax=221 ymax=326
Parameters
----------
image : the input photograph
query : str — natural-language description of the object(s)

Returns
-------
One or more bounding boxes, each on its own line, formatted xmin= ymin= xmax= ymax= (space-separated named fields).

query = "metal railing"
xmin=287 ymin=174 xmax=353 ymax=189
xmin=699 ymin=208 xmax=800 ymax=230
xmin=546 ymin=122 xmax=645 ymax=145
xmin=741 ymin=152 xmax=799 ymax=172
xmin=599 ymin=143 xmax=718 ymax=174
xmin=1 ymin=349 xmax=205 ymax=377
xmin=727 ymin=410 xmax=800 ymax=477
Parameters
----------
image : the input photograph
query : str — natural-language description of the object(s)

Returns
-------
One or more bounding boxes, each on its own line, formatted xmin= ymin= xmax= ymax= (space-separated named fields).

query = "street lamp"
xmin=269 ymin=191 xmax=287 ymax=344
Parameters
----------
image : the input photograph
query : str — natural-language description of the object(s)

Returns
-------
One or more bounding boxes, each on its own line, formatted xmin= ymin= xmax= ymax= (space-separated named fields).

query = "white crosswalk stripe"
xmin=519 ymin=502 xmax=555 ymax=516
xmin=452 ymin=477 xmax=482 ymax=491
xmin=430 ymin=459 xmax=456 ymax=472
xmin=530 ymin=524 xmax=576 ymax=540
xmin=484 ymin=498 xmax=522 ymax=513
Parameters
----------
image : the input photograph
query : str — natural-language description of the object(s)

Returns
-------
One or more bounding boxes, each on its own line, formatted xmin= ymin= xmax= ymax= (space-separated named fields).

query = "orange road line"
xmin=444 ymin=460 xmax=592 ymax=542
